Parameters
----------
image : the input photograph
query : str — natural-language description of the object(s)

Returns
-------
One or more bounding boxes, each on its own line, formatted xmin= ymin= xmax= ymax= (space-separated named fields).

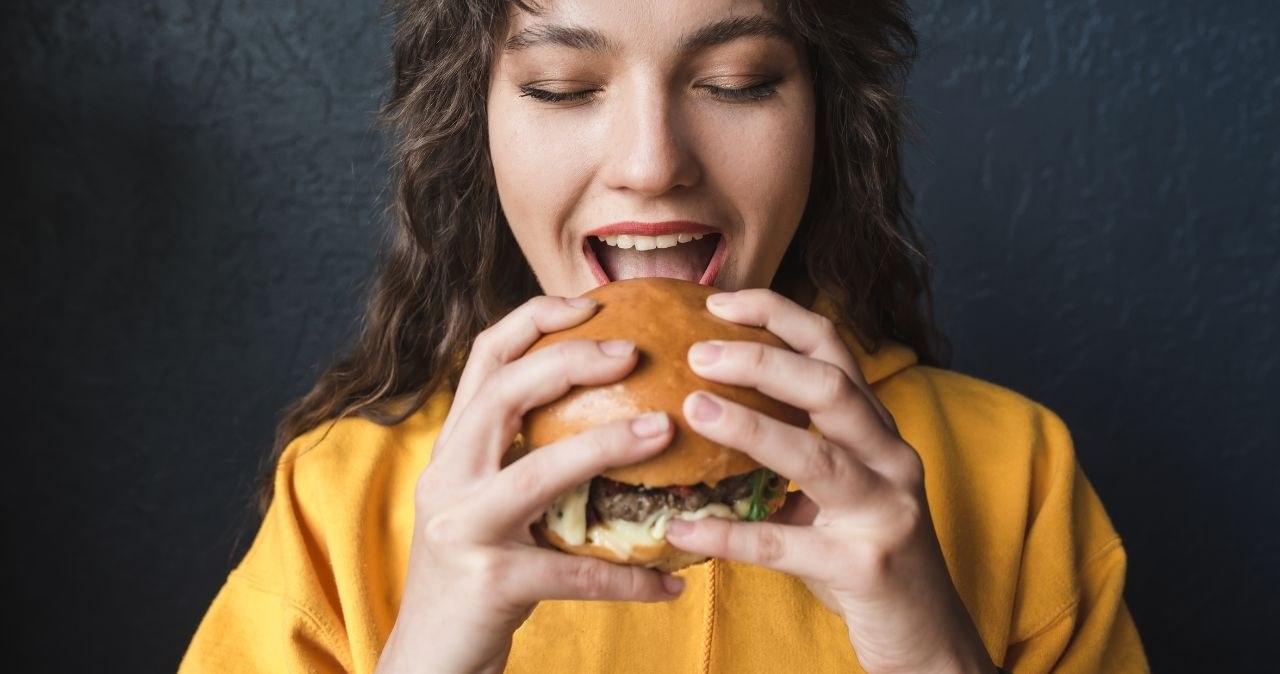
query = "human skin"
xmin=487 ymin=0 xmax=814 ymax=293
xmin=378 ymin=1 xmax=999 ymax=673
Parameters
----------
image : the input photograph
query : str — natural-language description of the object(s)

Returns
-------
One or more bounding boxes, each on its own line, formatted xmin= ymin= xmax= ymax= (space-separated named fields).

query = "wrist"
xmin=378 ymin=601 xmax=515 ymax=674
xmin=941 ymin=641 xmax=999 ymax=674
xmin=858 ymin=645 xmax=996 ymax=674
xmin=876 ymin=634 xmax=996 ymax=674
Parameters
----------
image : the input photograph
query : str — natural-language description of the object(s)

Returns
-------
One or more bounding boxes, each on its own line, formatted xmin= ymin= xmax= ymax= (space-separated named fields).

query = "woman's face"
xmin=488 ymin=0 xmax=815 ymax=296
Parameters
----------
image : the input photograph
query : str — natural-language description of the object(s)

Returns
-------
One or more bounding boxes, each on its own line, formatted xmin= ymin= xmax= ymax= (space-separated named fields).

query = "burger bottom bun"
xmin=535 ymin=524 xmax=710 ymax=573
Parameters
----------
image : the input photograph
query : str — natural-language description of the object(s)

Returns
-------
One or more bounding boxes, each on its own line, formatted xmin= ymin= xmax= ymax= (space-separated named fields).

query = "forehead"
xmin=500 ymin=0 xmax=785 ymax=57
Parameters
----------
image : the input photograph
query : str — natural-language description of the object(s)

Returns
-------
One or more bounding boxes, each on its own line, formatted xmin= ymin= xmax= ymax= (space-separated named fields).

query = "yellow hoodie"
xmin=180 ymin=326 xmax=1148 ymax=673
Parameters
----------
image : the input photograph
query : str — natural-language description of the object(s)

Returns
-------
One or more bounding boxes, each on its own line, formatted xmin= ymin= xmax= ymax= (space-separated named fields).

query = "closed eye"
xmin=518 ymin=79 xmax=781 ymax=105
xmin=700 ymin=80 xmax=779 ymax=102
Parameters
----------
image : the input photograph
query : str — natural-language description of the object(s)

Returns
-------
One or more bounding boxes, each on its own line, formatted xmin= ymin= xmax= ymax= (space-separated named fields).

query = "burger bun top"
xmin=518 ymin=278 xmax=809 ymax=487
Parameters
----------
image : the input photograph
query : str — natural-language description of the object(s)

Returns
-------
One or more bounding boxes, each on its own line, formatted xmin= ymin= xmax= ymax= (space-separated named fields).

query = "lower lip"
xmin=582 ymin=234 xmax=728 ymax=287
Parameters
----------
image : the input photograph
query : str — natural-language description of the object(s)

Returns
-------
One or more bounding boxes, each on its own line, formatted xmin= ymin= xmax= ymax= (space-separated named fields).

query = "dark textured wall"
xmin=4 ymin=0 xmax=1276 ymax=671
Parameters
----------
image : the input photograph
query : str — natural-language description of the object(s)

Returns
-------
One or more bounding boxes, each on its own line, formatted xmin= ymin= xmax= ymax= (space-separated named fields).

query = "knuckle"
xmin=527 ymin=295 xmax=560 ymax=313
xmin=551 ymin=341 xmax=582 ymax=370
xmin=738 ymin=288 xmax=771 ymax=304
xmin=816 ymin=363 xmax=854 ymax=409
xmin=622 ymin=568 xmax=649 ymax=599
xmin=509 ymin=454 xmax=549 ymax=500
xmin=879 ymin=406 xmax=901 ymax=434
xmin=493 ymin=362 xmax=540 ymax=412
xmin=483 ymin=366 xmax=516 ymax=408
xmin=754 ymin=525 xmax=787 ymax=565
xmin=854 ymin=541 xmax=895 ymax=579
xmin=471 ymin=325 xmax=495 ymax=350
xmin=473 ymin=551 xmax=513 ymax=593
xmin=421 ymin=511 xmax=465 ymax=547
xmin=893 ymin=492 xmax=926 ymax=532
xmin=570 ymin=558 xmax=612 ymax=599
xmin=737 ymin=406 xmax=765 ymax=447
xmin=889 ymin=448 xmax=926 ymax=491
xmin=813 ymin=314 xmax=838 ymax=340
xmin=874 ymin=490 xmax=926 ymax=550
xmin=802 ymin=439 xmax=842 ymax=482
xmin=471 ymin=325 xmax=502 ymax=359
xmin=481 ymin=370 xmax=519 ymax=429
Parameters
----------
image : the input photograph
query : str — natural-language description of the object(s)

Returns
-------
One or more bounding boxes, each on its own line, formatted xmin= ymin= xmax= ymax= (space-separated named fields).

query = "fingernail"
xmin=566 ymin=297 xmax=597 ymax=309
xmin=631 ymin=412 xmax=669 ymax=438
xmin=707 ymin=293 xmax=732 ymax=307
xmin=689 ymin=341 xmax=724 ymax=366
xmin=661 ymin=574 xmax=685 ymax=595
xmin=689 ymin=392 xmax=723 ymax=423
xmin=666 ymin=519 xmax=694 ymax=537
xmin=599 ymin=339 xmax=635 ymax=357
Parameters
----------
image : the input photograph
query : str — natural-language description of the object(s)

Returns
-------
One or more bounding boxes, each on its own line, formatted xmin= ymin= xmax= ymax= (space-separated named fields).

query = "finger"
xmin=688 ymin=339 xmax=898 ymax=463
xmin=445 ymin=338 xmax=638 ymax=476
xmin=440 ymin=295 xmax=599 ymax=444
xmin=683 ymin=391 xmax=885 ymax=509
xmin=476 ymin=413 xmax=674 ymax=534
xmin=509 ymin=548 xmax=684 ymax=604
xmin=769 ymin=490 xmax=820 ymax=527
xmin=663 ymin=516 xmax=824 ymax=579
xmin=705 ymin=290 xmax=898 ymax=433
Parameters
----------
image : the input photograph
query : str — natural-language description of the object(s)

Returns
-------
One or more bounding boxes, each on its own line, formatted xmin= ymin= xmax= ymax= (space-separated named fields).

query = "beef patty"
xmin=589 ymin=469 xmax=785 ymax=523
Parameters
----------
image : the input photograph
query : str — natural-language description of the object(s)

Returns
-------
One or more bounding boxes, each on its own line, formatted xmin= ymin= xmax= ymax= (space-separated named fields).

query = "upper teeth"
xmin=597 ymin=233 xmax=706 ymax=250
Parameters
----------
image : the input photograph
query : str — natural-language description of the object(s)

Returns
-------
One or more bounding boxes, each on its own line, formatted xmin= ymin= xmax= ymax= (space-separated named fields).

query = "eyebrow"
xmin=503 ymin=15 xmax=790 ymax=54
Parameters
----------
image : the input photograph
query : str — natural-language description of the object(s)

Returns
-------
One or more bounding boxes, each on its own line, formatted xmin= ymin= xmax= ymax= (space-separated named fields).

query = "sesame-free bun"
xmin=520 ymin=278 xmax=809 ymax=487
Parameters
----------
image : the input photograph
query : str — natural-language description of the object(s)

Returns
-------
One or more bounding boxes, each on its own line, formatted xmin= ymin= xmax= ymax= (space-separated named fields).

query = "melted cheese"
xmin=543 ymin=481 xmax=591 ymax=545
xmin=543 ymin=486 xmax=755 ymax=559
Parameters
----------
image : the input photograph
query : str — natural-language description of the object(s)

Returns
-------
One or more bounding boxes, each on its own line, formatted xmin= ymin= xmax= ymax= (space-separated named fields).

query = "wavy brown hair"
xmin=252 ymin=0 xmax=950 ymax=514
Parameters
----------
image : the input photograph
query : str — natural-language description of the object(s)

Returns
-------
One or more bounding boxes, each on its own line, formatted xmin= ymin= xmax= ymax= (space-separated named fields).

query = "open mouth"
xmin=583 ymin=227 xmax=727 ymax=286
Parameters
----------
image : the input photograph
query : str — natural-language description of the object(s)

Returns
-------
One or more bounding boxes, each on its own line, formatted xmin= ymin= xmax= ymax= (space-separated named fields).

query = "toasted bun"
xmin=520 ymin=278 xmax=809 ymax=487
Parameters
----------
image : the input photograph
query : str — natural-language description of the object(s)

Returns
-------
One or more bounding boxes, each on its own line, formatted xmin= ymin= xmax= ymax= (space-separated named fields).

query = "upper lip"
xmin=584 ymin=221 xmax=719 ymax=238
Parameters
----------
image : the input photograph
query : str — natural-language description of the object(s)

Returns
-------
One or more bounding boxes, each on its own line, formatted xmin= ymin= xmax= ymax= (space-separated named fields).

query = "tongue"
xmin=596 ymin=236 xmax=718 ymax=282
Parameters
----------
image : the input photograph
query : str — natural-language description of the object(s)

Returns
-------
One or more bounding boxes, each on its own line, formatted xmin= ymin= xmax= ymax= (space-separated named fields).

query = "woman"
xmin=181 ymin=0 xmax=1149 ymax=672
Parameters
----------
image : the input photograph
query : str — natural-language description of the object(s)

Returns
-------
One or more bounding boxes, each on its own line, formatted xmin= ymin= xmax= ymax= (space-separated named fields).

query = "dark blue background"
xmin=4 ymin=1 xmax=1276 ymax=671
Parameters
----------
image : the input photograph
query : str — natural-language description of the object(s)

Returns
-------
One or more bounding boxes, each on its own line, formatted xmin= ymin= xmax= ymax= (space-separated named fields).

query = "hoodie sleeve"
xmin=178 ymin=435 xmax=354 ymax=674
xmin=998 ymin=409 xmax=1150 ymax=673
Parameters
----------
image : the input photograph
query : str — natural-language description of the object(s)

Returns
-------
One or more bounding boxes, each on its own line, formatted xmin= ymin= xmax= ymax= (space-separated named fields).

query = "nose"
xmin=599 ymin=84 xmax=702 ymax=196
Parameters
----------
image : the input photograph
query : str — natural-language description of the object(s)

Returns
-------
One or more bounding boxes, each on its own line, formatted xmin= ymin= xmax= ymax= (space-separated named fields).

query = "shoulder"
xmin=878 ymin=367 xmax=1130 ymax=641
xmin=877 ymin=364 xmax=1075 ymax=463
xmin=877 ymin=364 xmax=1109 ymax=559
xmin=240 ymin=392 xmax=453 ymax=580
xmin=273 ymin=392 xmax=453 ymax=502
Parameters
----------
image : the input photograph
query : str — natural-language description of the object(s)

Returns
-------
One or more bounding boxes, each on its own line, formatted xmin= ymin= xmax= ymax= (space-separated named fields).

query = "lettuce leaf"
xmin=745 ymin=468 xmax=775 ymax=521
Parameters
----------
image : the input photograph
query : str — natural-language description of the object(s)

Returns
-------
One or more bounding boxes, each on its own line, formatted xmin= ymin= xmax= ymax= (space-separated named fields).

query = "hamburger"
xmin=514 ymin=278 xmax=808 ymax=572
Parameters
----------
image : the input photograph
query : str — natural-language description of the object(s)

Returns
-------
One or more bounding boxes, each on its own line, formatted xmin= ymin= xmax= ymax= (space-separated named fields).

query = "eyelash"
xmin=518 ymin=80 xmax=780 ymax=104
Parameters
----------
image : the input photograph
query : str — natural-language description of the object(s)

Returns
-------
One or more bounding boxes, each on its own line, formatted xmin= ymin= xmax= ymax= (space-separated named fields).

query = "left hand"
xmin=663 ymin=289 xmax=995 ymax=674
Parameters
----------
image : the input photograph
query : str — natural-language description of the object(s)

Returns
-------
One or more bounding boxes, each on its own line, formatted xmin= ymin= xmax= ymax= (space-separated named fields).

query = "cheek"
xmin=488 ymin=103 xmax=593 ymax=250
xmin=704 ymin=101 xmax=815 ymax=244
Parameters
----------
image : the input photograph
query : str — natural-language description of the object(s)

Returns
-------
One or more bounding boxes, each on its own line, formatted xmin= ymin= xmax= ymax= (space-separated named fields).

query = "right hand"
xmin=376 ymin=295 xmax=685 ymax=674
